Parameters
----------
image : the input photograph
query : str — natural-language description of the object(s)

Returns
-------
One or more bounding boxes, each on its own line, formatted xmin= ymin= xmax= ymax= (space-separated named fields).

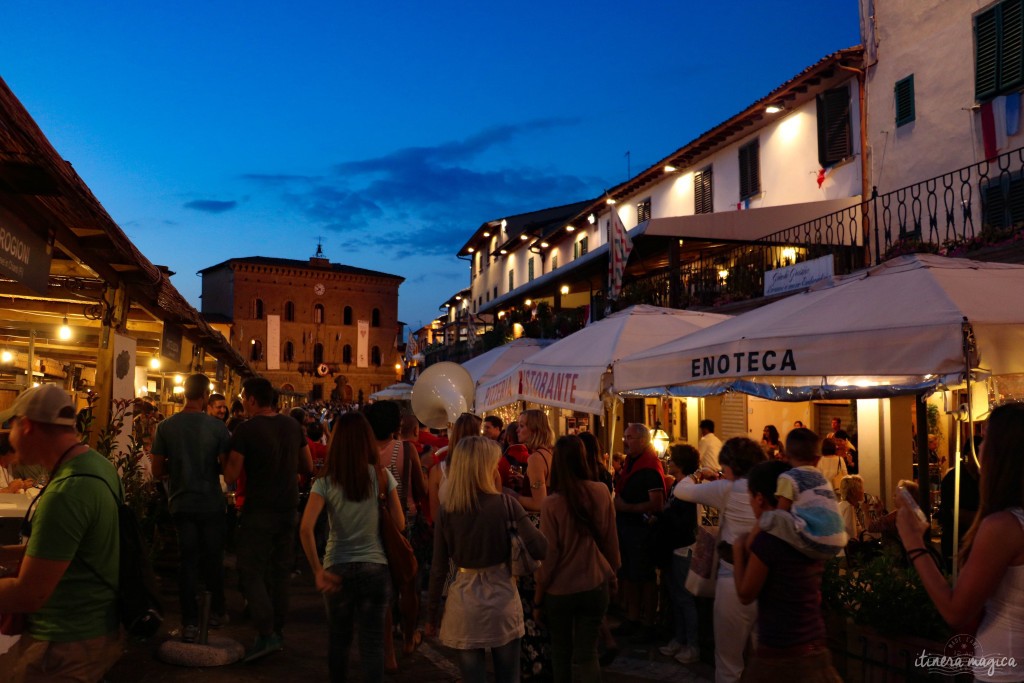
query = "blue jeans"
xmin=172 ymin=509 xmax=226 ymax=624
xmin=324 ymin=562 xmax=392 ymax=683
xmin=457 ymin=638 xmax=521 ymax=683
xmin=668 ymin=548 xmax=699 ymax=647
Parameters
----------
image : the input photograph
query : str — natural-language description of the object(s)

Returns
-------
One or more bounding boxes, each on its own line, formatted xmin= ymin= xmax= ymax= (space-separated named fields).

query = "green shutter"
xmin=976 ymin=7 xmax=1000 ymax=99
xmin=894 ymin=75 xmax=916 ymax=127
xmin=1002 ymin=0 xmax=1024 ymax=91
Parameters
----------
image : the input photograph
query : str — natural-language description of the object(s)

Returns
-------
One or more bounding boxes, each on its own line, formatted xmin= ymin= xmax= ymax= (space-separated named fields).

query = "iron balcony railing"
xmin=622 ymin=146 xmax=1024 ymax=311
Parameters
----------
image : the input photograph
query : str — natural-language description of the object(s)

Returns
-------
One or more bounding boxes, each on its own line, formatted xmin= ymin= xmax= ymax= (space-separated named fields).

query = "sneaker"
xmin=208 ymin=613 xmax=229 ymax=630
xmin=243 ymin=633 xmax=283 ymax=663
xmin=659 ymin=639 xmax=683 ymax=656
xmin=675 ymin=645 xmax=700 ymax=664
xmin=182 ymin=624 xmax=199 ymax=643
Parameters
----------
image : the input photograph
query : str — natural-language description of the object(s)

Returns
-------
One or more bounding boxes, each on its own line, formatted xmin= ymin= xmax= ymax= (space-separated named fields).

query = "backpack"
xmin=71 ymin=473 xmax=164 ymax=639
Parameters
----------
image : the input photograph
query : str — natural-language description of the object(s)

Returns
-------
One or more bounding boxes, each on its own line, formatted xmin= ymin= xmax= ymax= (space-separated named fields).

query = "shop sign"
xmin=160 ymin=323 xmax=183 ymax=363
xmin=763 ymin=255 xmax=833 ymax=297
xmin=0 ymin=208 xmax=51 ymax=294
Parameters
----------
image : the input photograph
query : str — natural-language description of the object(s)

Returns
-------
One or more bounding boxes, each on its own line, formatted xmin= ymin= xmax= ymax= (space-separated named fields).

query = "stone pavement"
xmin=104 ymin=560 xmax=714 ymax=682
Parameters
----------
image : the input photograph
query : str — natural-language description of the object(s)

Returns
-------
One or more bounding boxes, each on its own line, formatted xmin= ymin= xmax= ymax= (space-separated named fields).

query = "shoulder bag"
xmin=502 ymin=494 xmax=541 ymax=576
xmin=685 ymin=490 xmax=726 ymax=598
xmin=376 ymin=465 xmax=418 ymax=585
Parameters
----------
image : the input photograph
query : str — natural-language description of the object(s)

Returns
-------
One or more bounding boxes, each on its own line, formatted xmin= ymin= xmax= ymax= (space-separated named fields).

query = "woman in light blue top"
xmin=300 ymin=412 xmax=404 ymax=683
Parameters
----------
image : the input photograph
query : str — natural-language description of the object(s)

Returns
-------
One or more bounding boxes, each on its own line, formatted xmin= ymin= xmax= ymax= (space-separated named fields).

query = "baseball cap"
xmin=0 ymin=384 xmax=77 ymax=427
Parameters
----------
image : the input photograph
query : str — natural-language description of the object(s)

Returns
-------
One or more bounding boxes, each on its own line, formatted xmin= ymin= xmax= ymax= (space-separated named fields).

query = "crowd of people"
xmin=1 ymin=379 xmax=1023 ymax=683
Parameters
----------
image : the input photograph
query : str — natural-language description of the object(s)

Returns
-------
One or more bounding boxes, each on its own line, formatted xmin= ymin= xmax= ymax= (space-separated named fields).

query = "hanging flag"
xmin=981 ymin=100 xmax=998 ymax=161
xmin=607 ymin=208 xmax=633 ymax=300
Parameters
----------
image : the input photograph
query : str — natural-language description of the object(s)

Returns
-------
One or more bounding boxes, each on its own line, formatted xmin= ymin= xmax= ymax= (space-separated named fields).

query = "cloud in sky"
xmin=242 ymin=119 xmax=597 ymax=258
xmin=184 ymin=199 xmax=238 ymax=213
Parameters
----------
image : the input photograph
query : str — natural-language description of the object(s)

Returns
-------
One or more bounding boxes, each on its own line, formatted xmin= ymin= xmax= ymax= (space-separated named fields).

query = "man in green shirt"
xmin=0 ymin=384 xmax=123 ymax=681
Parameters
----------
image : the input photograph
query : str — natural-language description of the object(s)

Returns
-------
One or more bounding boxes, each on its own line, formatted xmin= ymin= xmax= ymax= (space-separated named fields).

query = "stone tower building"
xmin=199 ymin=251 xmax=404 ymax=403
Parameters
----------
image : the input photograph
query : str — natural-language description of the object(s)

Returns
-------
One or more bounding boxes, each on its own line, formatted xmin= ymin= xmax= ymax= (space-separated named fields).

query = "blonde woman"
xmin=425 ymin=436 xmax=547 ymax=683
xmin=514 ymin=409 xmax=554 ymax=513
xmin=428 ymin=413 xmax=482 ymax=525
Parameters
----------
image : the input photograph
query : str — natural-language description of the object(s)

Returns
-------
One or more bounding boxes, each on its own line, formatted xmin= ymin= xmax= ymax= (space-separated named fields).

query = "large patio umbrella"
xmin=369 ymin=382 xmax=414 ymax=401
xmin=462 ymin=337 xmax=556 ymax=393
xmin=614 ymin=255 xmax=1024 ymax=401
xmin=476 ymin=305 xmax=730 ymax=414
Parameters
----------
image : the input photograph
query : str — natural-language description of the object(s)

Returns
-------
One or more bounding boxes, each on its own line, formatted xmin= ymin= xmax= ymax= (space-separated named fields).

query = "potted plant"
xmin=822 ymin=545 xmax=962 ymax=681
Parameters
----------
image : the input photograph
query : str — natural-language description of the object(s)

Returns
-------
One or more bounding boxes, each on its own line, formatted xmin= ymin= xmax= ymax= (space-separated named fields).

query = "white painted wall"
xmin=863 ymin=0 xmax=1024 ymax=193
xmin=469 ymin=76 xmax=862 ymax=311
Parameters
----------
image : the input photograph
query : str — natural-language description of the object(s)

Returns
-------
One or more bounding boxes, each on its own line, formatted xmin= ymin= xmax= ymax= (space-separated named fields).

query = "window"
xmin=313 ymin=343 xmax=324 ymax=366
xmin=694 ymin=166 xmax=713 ymax=214
xmin=528 ymin=257 xmax=535 ymax=281
xmin=283 ymin=341 xmax=294 ymax=362
xmin=253 ymin=298 xmax=264 ymax=320
xmin=493 ymin=286 xmax=498 ymax=300
xmin=816 ymin=86 xmax=853 ymax=167
xmin=508 ymin=269 xmax=514 ymax=291
xmin=982 ymin=171 xmax=1024 ymax=230
xmin=250 ymin=340 xmax=263 ymax=362
xmin=551 ymin=252 xmax=558 ymax=270
xmin=976 ymin=1 xmax=1024 ymax=100
xmin=371 ymin=346 xmax=381 ymax=367
xmin=895 ymin=75 xmax=916 ymax=127
xmin=343 ymin=306 xmax=353 ymax=325
xmin=283 ymin=301 xmax=295 ymax=322
xmin=573 ymin=236 xmax=589 ymax=260
xmin=343 ymin=344 xmax=352 ymax=364
xmin=313 ymin=303 xmax=325 ymax=324
xmin=371 ymin=308 xmax=381 ymax=327
xmin=637 ymin=197 xmax=652 ymax=223
xmin=739 ymin=140 xmax=761 ymax=200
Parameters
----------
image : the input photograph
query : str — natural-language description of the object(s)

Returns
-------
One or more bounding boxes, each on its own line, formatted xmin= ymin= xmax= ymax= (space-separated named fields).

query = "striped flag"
xmin=607 ymin=208 xmax=633 ymax=300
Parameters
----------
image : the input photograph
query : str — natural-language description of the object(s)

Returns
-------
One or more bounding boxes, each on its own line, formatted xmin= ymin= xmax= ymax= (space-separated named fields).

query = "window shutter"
xmin=1002 ymin=0 xmax=1024 ymax=90
xmin=894 ymin=75 xmax=916 ymax=127
xmin=739 ymin=140 xmax=760 ymax=199
xmin=694 ymin=167 xmax=713 ymax=214
xmin=817 ymin=87 xmax=852 ymax=167
xmin=977 ymin=8 xmax=1001 ymax=100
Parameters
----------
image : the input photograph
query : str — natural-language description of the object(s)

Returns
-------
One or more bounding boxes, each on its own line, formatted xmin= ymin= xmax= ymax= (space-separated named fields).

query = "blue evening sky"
xmin=2 ymin=1 xmax=860 ymax=331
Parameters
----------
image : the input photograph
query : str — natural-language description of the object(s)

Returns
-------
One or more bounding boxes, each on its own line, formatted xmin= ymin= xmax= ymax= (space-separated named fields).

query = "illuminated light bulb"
xmin=468 ymin=247 xmax=475 ymax=253
xmin=483 ymin=231 xmax=490 ymax=237
xmin=560 ymin=285 xmax=569 ymax=295
xmin=58 ymin=316 xmax=72 ymax=341
xmin=664 ymin=165 xmax=677 ymax=173
xmin=1 ymin=350 xmax=11 ymax=363
xmin=500 ymin=249 xmax=508 ymax=255
xmin=174 ymin=374 xmax=183 ymax=385
xmin=606 ymin=197 xmax=617 ymax=205
xmin=766 ymin=104 xmax=783 ymax=114
xmin=520 ymin=234 xmax=528 ymax=241
xmin=540 ymin=242 xmax=549 ymax=248
xmin=524 ymin=299 xmax=532 ymax=306
xmin=566 ymin=225 xmax=575 ymax=233
xmin=588 ymin=214 xmax=596 ymax=224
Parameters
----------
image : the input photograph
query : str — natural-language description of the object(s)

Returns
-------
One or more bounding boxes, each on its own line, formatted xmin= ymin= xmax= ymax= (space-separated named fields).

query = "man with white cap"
xmin=0 ymin=384 xmax=123 ymax=681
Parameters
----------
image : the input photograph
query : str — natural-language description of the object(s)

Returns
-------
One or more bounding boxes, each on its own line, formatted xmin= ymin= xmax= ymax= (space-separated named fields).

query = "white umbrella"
xmin=369 ymin=382 xmax=414 ymax=401
xmin=476 ymin=305 xmax=730 ymax=414
xmin=614 ymin=254 xmax=1024 ymax=400
xmin=462 ymin=337 xmax=556 ymax=388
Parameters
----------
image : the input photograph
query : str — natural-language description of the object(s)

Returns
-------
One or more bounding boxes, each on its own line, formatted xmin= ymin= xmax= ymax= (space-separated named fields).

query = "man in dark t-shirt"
xmin=614 ymin=424 xmax=667 ymax=637
xmin=223 ymin=378 xmax=312 ymax=661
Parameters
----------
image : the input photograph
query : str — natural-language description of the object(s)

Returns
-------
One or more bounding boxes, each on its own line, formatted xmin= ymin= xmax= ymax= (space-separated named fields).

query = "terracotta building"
xmin=199 ymin=252 xmax=404 ymax=402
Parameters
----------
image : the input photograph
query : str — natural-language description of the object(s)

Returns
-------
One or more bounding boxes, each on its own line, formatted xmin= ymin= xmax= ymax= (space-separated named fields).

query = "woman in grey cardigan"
xmin=425 ymin=436 xmax=547 ymax=683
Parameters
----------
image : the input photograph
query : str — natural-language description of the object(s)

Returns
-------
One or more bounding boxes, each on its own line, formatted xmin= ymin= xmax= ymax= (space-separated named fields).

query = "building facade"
xmin=200 ymin=254 xmax=404 ymax=402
